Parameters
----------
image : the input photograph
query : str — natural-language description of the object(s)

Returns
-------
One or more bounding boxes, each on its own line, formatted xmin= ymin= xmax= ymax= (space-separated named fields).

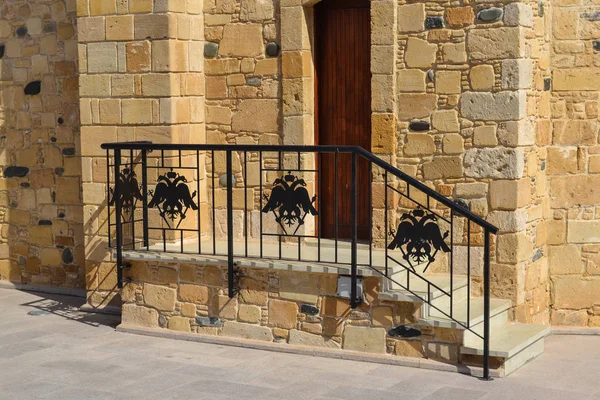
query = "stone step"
xmin=420 ymin=297 xmax=512 ymax=331
xmin=461 ymin=323 xmax=551 ymax=376
xmin=379 ymin=273 xmax=468 ymax=303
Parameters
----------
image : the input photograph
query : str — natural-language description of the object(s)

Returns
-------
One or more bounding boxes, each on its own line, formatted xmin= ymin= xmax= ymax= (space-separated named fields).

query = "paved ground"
xmin=1 ymin=288 xmax=599 ymax=400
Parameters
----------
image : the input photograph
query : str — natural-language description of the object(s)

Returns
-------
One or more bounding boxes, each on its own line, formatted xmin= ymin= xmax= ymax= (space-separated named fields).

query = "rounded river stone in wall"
xmin=16 ymin=26 xmax=28 ymax=37
xmin=204 ymin=42 xmax=219 ymax=58
xmin=3 ymin=166 xmax=29 ymax=177
xmin=62 ymin=248 xmax=74 ymax=264
xmin=24 ymin=81 xmax=41 ymax=95
xmin=266 ymin=41 xmax=280 ymax=57
xmin=409 ymin=121 xmax=430 ymax=131
xmin=425 ymin=16 xmax=444 ymax=29
xmin=477 ymin=7 xmax=504 ymax=22
xmin=0 ymin=45 xmax=5 ymax=59
xmin=219 ymin=174 xmax=236 ymax=187
xmin=388 ymin=325 xmax=421 ymax=338
xmin=247 ymin=77 xmax=261 ymax=87
xmin=300 ymin=304 xmax=319 ymax=315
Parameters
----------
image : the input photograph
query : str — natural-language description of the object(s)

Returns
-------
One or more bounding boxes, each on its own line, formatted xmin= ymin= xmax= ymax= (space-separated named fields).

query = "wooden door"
xmin=315 ymin=0 xmax=372 ymax=240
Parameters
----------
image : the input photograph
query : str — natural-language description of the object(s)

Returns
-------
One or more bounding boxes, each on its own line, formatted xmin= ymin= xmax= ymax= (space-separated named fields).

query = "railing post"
xmin=350 ymin=152 xmax=358 ymax=308
xmin=226 ymin=150 xmax=235 ymax=298
xmin=141 ymin=149 xmax=149 ymax=249
xmin=483 ymin=227 xmax=491 ymax=380
xmin=114 ymin=149 xmax=124 ymax=289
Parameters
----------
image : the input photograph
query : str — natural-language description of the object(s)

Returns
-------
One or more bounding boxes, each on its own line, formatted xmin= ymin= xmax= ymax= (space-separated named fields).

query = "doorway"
xmin=315 ymin=0 xmax=372 ymax=240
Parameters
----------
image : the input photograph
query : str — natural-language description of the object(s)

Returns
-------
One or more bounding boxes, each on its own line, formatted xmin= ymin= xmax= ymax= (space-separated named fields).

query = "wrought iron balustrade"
xmin=102 ymin=141 xmax=498 ymax=379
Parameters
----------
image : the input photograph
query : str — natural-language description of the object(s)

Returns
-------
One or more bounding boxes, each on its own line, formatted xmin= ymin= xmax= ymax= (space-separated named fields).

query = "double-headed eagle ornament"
xmin=148 ymin=169 xmax=198 ymax=228
xmin=262 ymin=172 xmax=318 ymax=234
xmin=388 ymin=208 xmax=450 ymax=272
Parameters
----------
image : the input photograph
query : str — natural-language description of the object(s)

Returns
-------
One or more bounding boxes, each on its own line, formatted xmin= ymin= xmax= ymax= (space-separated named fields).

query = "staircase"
xmin=380 ymin=267 xmax=550 ymax=376
xmin=104 ymin=141 xmax=549 ymax=379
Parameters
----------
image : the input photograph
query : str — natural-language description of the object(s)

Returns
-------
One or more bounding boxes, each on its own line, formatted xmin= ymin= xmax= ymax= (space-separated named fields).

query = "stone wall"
xmin=0 ymin=0 xmax=85 ymax=291
xmin=76 ymin=0 xmax=206 ymax=309
xmin=393 ymin=1 xmax=552 ymax=325
xmin=548 ymin=0 xmax=600 ymax=327
xmin=1 ymin=0 xmax=599 ymax=326
xmin=122 ymin=260 xmax=468 ymax=363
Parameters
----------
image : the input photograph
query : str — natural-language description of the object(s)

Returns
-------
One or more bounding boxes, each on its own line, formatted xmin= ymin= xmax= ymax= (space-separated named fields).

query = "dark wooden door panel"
xmin=315 ymin=0 xmax=371 ymax=241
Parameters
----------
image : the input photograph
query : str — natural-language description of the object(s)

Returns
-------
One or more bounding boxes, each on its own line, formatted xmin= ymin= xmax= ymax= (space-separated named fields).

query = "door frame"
xmin=278 ymin=0 xmax=397 ymax=151
xmin=278 ymin=0 xmax=397 ymax=238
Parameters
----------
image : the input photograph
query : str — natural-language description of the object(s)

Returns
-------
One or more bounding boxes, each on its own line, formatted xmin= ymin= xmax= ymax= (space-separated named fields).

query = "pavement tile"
xmin=324 ymin=385 xmax=414 ymax=400
xmin=421 ymin=386 xmax=487 ymax=400
xmin=2 ymin=288 xmax=600 ymax=400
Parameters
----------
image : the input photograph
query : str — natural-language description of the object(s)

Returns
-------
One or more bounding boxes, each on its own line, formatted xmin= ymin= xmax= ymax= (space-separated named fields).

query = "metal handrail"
xmin=103 ymin=141 xmax=498 ymax=379
xmin=100 ymin=141 xmax=498 ymax=233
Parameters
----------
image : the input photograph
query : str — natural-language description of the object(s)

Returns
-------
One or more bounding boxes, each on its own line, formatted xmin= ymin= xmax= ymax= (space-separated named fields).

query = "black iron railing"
xmin=102 ymin=141 xmax=498 ymax=378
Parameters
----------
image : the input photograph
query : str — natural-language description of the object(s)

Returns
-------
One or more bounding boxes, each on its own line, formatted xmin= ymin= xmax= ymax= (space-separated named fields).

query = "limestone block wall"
xmin=76 ymin=0 xmax=206 ymax=309
xmin=548 ymin=0 xmax=600 ymax=327
xmin=122 ymin=260 xmax=470 ymax=363
xmin=0 ymin=0 xmax=85 ymax=291
xmin=393 ymin=0 xmax=552 ymax=325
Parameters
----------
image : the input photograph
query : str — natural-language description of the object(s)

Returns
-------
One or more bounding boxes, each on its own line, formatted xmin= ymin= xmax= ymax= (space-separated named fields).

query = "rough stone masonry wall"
xmin=202 ymin=0 xmax=285 ymax=239
xmin=548 ymin=0 xmax=600 ymax=327
xmin=394 ymin=0 xmax=551 ymax=325
xmin=122 ymin=261 xmax=473 ymax=364
xmin=199 ymin=0 xmax=553 ymax=329
xmin=0 ymin=0 xmax=85 ymax=291
xmin=76 ymin=0 xmax=206 ymax=309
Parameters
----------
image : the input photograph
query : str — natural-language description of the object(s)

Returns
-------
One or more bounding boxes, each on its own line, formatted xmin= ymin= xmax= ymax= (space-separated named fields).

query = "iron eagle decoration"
xmin=148 ymin=169 xmax=198 ymax=229
xmin=262 ymin=172 xmax=318 ymax=235
xmin=388 ymin=208 xmax=450 ymax=272
xmin=109 ymin=167 xmax=143 ymax=221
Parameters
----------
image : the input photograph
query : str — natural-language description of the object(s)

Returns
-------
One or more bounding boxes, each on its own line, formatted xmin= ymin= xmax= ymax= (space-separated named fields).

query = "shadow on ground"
xmin=18 ymin=291 xmax=121 ymax=328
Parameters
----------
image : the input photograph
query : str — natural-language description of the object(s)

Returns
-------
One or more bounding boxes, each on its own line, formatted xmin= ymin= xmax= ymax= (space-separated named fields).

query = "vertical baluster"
xmin=278 ymin=151 xmax=282 ymax=260
xmin=350 ymin=152 xmax=358 ymax=308
xmin=197 ymin=150 xmax=201 ymax=254
xmin=450 ymin=209 xmax=454 ymax=319
xmin=142 ymin=149 xmax=149 ymax=250
xmin=369 ymin=160 xmax=372 ymax=267
xmin=334 ymin=150 xmax=338 ymax=263
xmin=483 ymin=228 xmax=491 ymax=380
xmin=129 ymin=149 xmax=135 ymax=250
xmin=244 ymin=151 xmax=248 ymax=258
xmin=298 ymin=151 xmax=301 ymax=261
xmin=467 ymin=220 xmax=471 ymax=325
xmin=259 ymin=151 xmax=263 ymax=258
xmin=317 ymin=152 xmax=322 ymax=263
xmin=106 ymin=150 xmax=112 ymax=248
xmin=114 ymin=149 xmax=123 ymax=289
xmin=212 ymin=150 xmax=216 ymax=255
xmin=384 ymin=170 xmax=388 ymax=278
xmin=227 ymin=150 xmax=235 ymax=298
